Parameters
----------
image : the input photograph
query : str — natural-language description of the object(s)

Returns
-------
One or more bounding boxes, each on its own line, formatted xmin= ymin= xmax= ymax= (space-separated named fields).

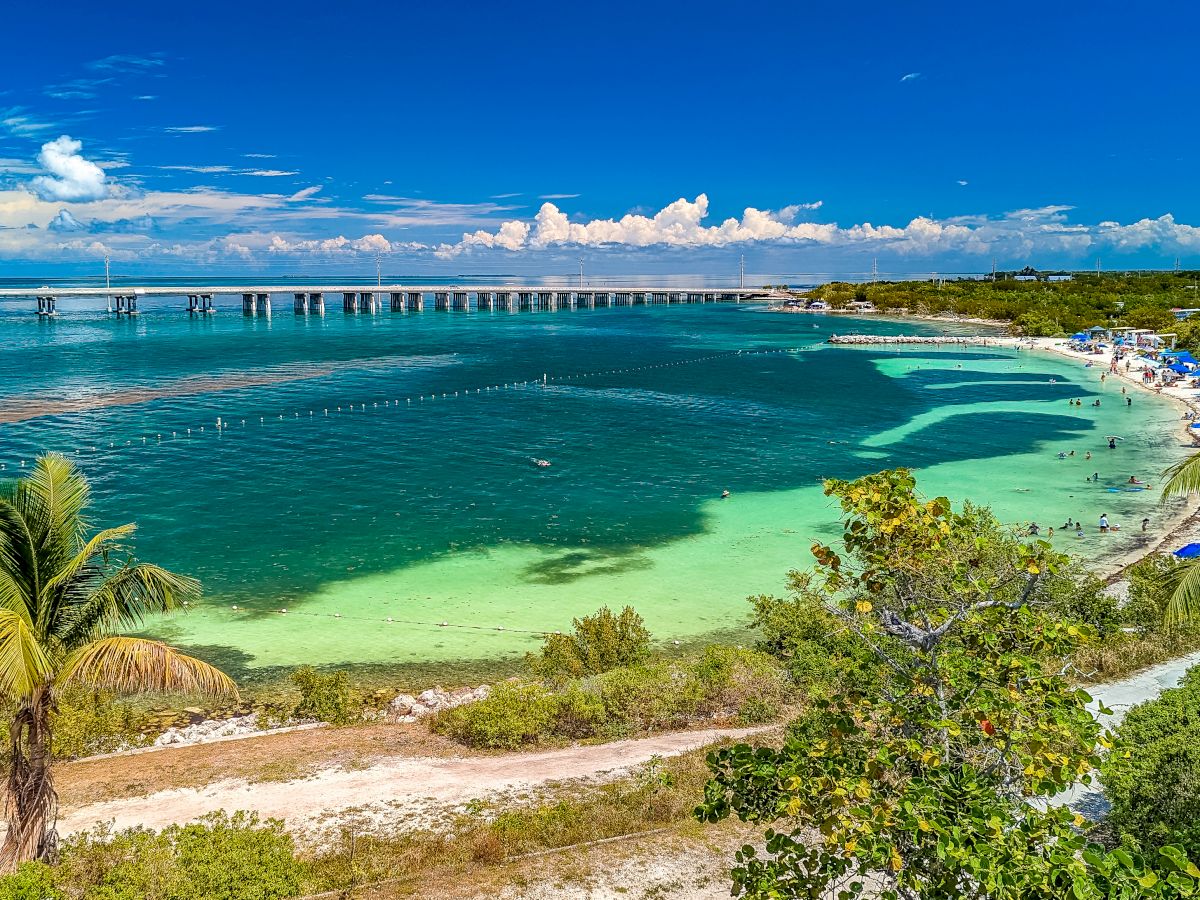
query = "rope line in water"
xmin=6 ymin=346 xmax=820 ymax=469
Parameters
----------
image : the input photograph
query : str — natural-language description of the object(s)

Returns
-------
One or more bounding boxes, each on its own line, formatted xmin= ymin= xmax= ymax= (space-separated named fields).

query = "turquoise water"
xmin=0 ymin=304 xmax=1190 ymax=675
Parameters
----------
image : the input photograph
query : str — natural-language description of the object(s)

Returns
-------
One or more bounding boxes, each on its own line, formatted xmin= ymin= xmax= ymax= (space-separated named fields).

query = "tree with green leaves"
xmin=697 ymin=469 xmax=1197 ymax=899
xmin=0 ymin=454 xmax=236 ymax=871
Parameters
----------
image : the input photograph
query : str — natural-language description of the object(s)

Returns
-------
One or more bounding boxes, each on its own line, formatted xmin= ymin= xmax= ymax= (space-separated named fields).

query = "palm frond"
xmin=58 ymin=564 xmax=201 ymax=647
xmin=0 ymin=609 xmax=54 ymax=702
xmin=1162 ymin=453 xmax=1200 ymax=501
xmin=57 ymin=637 xmax=237 ymax=700
xmin=1159 ymin=557 xmax=1200 ymax=630
xmin=19 ymin=453 xmax=90 ymax=543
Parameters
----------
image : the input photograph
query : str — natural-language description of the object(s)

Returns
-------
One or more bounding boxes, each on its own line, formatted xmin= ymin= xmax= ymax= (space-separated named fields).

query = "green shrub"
xmin=1101 ymin=666 xmax=1200 ymax=856
xmin=531 ymin=605 xmax=651 ymax=683
xmin=434 ymin=682 xmax=559 ymax=749
xmin=1123 ymin=553 xmax=1182 ymax=630
xmin=50 ymin=686 xmax=146 ymax=760
xmin=0 ymin=863 xmax=62 ymax=900
xmin=289 ymin=665 xmax=355 ymax=725
xmin=747 ymin=586 xmax=874 ymax=694
xmin=0 ymin=812 xmax=302 ymax=900
xmin=736 ymin=697 xmax=779 ymax=725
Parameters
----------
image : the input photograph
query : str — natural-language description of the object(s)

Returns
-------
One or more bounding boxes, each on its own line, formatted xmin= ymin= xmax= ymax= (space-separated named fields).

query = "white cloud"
xmin=160 ymin=164 xmax=235 ymax=174
xmin=47 ymin=209 xmax=86 ymax=232
xmin=957 ymin=179 xmax=969 ymax=186
xmin=89 ymin=54 xmax=165 ymax=72
xmin=900 ymin=72 xmax=922 ymax=82
xmin=30 ymin=135 xmax=112 ymax=202
xmin=244 ymin=169 xmax=299 ymax=177
xmin=288 ymin=185 xmax=323 ymax=202
xmin=1 ymin=109 xmax=54 ymax=136
xmin=134 ymin=95 xmax=157 ymax=101
xmin=243 ymin=153 xmax=276 ymax=159
xmin=539 ymin=193 xmax=580 ymax=200
xmin=265 ymin=233 xmax=426 ymax=255
xmin=163 ymin=125 xmax=219 ymax=134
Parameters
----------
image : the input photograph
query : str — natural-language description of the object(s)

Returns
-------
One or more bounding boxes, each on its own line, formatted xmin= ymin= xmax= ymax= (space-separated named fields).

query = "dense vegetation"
xmin=698 ymin=469 xmax=1200 ymax=898
xmin=1101 ymin=668 xmax=1200 ymax=861
xmin=805 ymin=271 xmax=1200 ymax=340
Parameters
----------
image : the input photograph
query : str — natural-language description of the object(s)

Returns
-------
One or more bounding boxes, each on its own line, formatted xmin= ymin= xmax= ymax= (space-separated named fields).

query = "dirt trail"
xmin=58 ymin=726 xmax=765 ymax=838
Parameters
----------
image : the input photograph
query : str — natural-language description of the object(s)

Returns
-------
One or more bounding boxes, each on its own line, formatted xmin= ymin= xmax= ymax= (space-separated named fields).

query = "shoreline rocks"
xmin=382 ymin=684 xmax=491 ymax=724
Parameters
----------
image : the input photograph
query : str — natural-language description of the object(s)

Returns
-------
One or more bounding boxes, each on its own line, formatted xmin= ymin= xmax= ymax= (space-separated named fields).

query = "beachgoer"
xmin=1142 ymin=517 xmax=1150 ymax=531
xmin=1092 ymin=472 xmax=1100 ymax=481
xmin=1085 ymin=451 xmax=1092 ymax=460
xmin=1048 ymin=526 xmax=1055 ymax=538
xmin=1099 ymin=513 xmax=1110 ymax=533
xmin=1062 ymin=518 xmax=1074 ymax=528
xmin=1127 ymin=397 xmax=1132 ymax=406
xmin=1028 ymin=523 xmax=1040 ymax=536
xmin=1057 ymin=452 xmax=1067 ymax=459
xmin=1069 ymin=450 xmax=1075 ymax=457
xmin=1108 ymin=437 xmax=1117 ymax=449
xmin=721 ymin=489 xmax=730 ymax=499
xmin=1129 ymin=476 xmax=1144 ymax=485
xmin=1075 ymin=522 xmax=1084 ymax=536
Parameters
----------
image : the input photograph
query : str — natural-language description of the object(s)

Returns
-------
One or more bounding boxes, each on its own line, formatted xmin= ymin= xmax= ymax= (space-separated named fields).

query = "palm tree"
xmin=0 ymin=453 xmax=236 ymax=870
xmin=1159 ymin=453 xmax=1200 ymax=627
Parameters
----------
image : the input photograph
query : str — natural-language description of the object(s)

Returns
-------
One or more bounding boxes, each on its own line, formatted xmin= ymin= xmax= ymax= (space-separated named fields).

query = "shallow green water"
xmin=0 ymin=305 xmax=1189 ymax=675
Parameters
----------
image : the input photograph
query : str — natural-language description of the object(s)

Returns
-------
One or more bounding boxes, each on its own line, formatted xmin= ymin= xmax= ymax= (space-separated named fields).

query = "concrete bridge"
xmin=0 ymin=284 xmax=772 ymax=316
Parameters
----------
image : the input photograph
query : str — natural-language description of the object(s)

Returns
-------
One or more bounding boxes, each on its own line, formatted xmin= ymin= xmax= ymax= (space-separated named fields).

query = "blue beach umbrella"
xmin=1175 ymin=543 xmax=1200 ymax=559
xmin=1070 ymin=332 xmax=1088 ymax=340
xmin=1167 ymin=363 xmax=1191 ymax=375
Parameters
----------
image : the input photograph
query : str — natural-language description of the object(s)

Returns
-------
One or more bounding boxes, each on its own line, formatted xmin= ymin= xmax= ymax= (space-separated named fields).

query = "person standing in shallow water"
xmin=1099 ymin=513 xmax=1110 ymax=533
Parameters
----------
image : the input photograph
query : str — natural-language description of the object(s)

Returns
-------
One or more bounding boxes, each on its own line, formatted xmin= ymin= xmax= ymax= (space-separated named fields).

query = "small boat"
xmin=532 ymin=458 xmax=551 ymax=468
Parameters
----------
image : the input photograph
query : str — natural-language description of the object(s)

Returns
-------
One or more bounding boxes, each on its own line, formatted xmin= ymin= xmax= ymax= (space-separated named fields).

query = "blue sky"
xmin=2 ymin=0 xmax=1199 ymax=277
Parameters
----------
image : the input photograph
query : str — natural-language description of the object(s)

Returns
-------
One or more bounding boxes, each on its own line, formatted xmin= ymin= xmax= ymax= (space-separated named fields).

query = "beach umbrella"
xmin=1175 ymin=543 xmax=1200 ymax=559
xmin=1070 ymin=332 xmax=1088 ymax=340
xmin=1175 ymin=351 xmax=1198 ymax=366
xmin=1168 ymin=362 xmax=1191 ymax=375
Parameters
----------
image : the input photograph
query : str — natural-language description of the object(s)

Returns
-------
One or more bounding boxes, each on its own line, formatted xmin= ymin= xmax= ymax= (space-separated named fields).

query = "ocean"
xmin=0 ymin=299 xmax=1188 ymax=677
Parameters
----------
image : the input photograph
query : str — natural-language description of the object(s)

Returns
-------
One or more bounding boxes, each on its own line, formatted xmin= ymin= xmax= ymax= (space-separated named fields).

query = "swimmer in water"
xmin=1086 ymin=451 xmax=1092 ymax=460
xmin=721 ymin=489 xmax=730 ymax=499
xmin=1108 ymin=438 xmax=1117 ymax=449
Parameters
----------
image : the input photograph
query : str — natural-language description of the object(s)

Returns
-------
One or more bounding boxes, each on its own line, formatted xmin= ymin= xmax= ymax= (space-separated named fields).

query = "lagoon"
xmin=0 ymin=304 xmax=1187 ymax=676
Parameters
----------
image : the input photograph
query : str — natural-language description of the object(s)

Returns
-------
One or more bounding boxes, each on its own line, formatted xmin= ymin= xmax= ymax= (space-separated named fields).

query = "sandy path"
xmin=58 ymin=726 xmax=765 ymax=838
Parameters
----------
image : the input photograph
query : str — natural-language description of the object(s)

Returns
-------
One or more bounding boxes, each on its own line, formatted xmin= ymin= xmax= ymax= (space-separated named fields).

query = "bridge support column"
xmin=575 ymin=292 xmax=593 ymax=309
xmin=537 ymin=291 xmax=553 ymax=310
xmin=308 ymin=292 xmax=324 ymax=314
xmin=434 ymin=292 xmax=450 ymax=311
xmin=452 ymin=291 xmax=469 ymax=310
xmin=476 ymin=291 xmax=493 ymax=311
xmin=188 ymin=294 xmax=200 ymax=313
xmin=668 ymin=292 xmax=682 ymax=304
xmin=495 ymin=292 xmax=512 ymax=311
xmin=36 ymin=295 xmax=57 ymax=316
xmin=555 ymin=292 xmax=572 ymax=309
xmin=358 ymin=291 xmax=376 ymax=313
xmin=517 ymin=291 xmax=533 ymax=310
xmin=406 ymin=291 xmax=423 ymax=311
xmin=294 ymin=293 xmax=308 ymax=314
xmin=633 ymin=292 xmax=646 ymax=305
xmin=256 ymin=293 xmax=271 ymax=316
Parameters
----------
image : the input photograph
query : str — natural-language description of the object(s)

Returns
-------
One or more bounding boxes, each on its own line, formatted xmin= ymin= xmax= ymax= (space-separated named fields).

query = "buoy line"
xmin=3 ymin=346 xmax=822 ymax=470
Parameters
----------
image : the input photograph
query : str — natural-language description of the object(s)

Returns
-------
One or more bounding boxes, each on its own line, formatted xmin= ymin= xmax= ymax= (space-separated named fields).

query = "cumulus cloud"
xmin=30 ymin=135 xmax=112 ymax=202
xmin=47 ymin=209 xmax=86 ymax=232
xmin=265 ymin=233 xmax=425 ymax=255
xmin=440 ymin=194 xmax=834 ymax=256
xmin=432 ymin=193 xmax=1200 ymax=262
